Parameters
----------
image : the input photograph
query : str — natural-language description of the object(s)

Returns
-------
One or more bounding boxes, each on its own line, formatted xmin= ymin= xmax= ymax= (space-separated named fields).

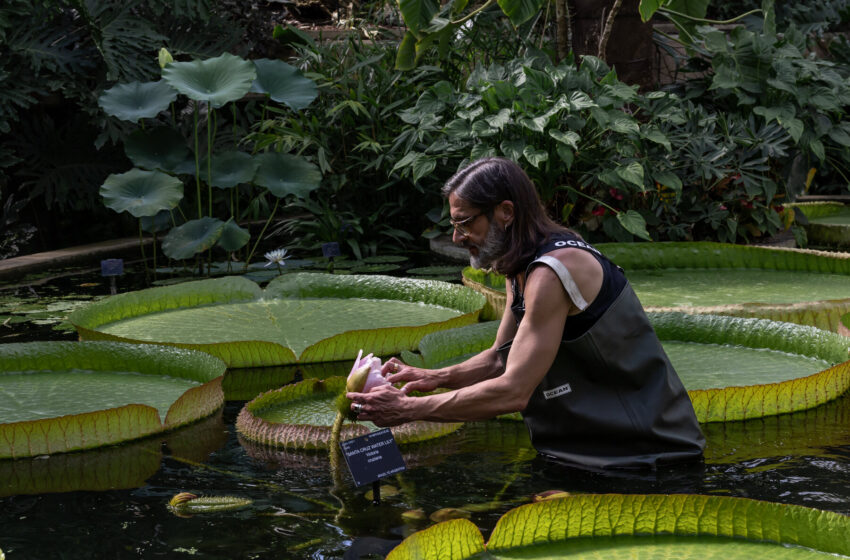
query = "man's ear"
xmin=495 ymin=200 xmax=514 ymax=228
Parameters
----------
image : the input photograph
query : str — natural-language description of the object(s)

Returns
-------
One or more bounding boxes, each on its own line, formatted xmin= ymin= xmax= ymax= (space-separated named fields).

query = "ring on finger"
xmin=352 ymin=403 xmax=363 ymax=414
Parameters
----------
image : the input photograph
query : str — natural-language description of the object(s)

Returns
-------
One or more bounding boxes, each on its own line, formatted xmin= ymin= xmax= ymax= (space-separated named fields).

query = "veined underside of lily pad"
xmin=0 ymin=342 xmax=225 ymax=459
xmin=235 ymin=377 xmax=462 ymax=450
xmin=462 ymin=242 xmax=850 ymax=333
xmin=386 ymin=494 xmax=850 ymax=559
xmin=409 ymin=313 xmax=850 ymax=422
xmin=69 ymin=274 xmax=485 ymax=368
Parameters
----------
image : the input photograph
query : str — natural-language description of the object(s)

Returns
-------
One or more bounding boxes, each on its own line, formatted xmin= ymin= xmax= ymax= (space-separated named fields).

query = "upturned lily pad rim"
xmin=460 ymin=242 xmax=850 ymax=333
xmin=413 ymin=313 xmax=850 ymax=423
xmin=69 ymin=274 xmax=486 ymax=367
xmin=236 ymin=376 xmax=462 ymax=450
xmin=0 ymin=341 xmax=226 ymax=459
xmin=386 ymin=494 xmax=850 ymax=559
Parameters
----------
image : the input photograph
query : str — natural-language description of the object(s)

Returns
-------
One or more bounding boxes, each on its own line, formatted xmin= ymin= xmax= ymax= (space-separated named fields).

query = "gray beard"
xmin=469 ymin=220 xmax=507 ymax=270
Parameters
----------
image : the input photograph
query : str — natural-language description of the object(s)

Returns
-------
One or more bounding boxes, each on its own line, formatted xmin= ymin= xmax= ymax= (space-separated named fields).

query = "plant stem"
xmin=194 ymin=102 xmax=202 ymax=219
xmin=451 ymin=0 xmax=497 ymax=26
xmin=329 ymin=411 xmax=346 ymax=490
xmin=597 ymin=0 xmax=624 ymax=61
xmin=244 ymin=197 xmax=280 ymax=269
xmin=208 ymin=102 xmax=213 ymax=217
xmin=138 ymin=220 xmax=150 ymax=284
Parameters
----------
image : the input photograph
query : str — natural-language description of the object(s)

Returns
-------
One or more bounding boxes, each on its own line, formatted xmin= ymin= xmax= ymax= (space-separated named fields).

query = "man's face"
xmin=448 ymin=193 xmax=507 ymax=269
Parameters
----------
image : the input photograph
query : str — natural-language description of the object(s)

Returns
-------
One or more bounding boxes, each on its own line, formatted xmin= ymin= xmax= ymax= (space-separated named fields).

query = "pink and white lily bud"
xmin=346 ymin=349 xmax=389 ymax=393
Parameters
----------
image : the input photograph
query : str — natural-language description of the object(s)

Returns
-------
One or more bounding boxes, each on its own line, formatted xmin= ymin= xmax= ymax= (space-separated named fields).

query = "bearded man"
xmin=347 ymin=157 xmax=704 ymax=469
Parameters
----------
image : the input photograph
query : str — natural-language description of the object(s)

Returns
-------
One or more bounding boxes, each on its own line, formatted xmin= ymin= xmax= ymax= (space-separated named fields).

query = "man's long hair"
xmin=442 ymin=157 xmax=573 ymax=278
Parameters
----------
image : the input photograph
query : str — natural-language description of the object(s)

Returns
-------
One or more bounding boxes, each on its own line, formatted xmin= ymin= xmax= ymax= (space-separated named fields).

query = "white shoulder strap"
xmin=531 ymin=255 xmax=589 ymax=311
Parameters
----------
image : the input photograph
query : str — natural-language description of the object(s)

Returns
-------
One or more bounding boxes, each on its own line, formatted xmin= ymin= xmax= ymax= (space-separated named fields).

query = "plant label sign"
xmin=339 ymin=428 xmax=406 ymax=487
xmin=321 ymin=242 xmax=341 ymax=258
xmin=100 ymin=259 xmax=124 ymax=276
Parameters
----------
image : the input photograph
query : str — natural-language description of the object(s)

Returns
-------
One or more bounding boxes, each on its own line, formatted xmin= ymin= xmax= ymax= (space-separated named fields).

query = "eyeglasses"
xmin=449 ymin=212 xmax=483 ymax=237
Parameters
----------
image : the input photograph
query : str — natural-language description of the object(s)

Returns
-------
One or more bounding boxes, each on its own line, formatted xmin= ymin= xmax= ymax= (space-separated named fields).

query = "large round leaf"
xmin=162 ymin=217 xmax=226 ymax=260
xmin=250 ymin=58 xmax=318 ymax=111
xmin=0 ymin=341 xmax=225 ymax=459
xmin=388 ymin=494 xmax=850 ymax=559
xmin=253 ymin=152 xmax=321 ymax=199
xmin=216 ymin=219 xmax=250 ymax=252
xmin=203 ymin=151 xmax=258 ymax=188
xmin=162 ymin=53 xmax=256 ymax=108
xmin=69 ymin=274 xmax=486 ymax=367
xmin=124 ymin=127 xmax=191 ymax=172
xmin=98 ymin=80 xmax=177 ymax=122
xmin=100 ymin=168 xmax=184 ymax=218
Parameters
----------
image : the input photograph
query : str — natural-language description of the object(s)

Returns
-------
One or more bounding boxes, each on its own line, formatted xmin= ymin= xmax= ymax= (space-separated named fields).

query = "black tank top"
xmin=510 ymin=233 xmax=627 ymax=340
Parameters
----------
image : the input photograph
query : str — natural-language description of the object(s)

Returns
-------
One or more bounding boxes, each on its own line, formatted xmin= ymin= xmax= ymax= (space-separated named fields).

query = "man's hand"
xmin=346 ymin=384 xmax=414 ymax=427
xmin=382 ymin=357 xmax=442 ymax=394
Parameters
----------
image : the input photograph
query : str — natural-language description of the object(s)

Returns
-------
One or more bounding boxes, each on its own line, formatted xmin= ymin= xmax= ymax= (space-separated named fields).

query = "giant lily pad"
xmin=461 ymin=242 xmax=850 ymax=333
xmin=236 ymin=377 xmax=461 ymax=450
xmin=69 ymin=274 xmax=486 ymax=368
xmin=410 ymin=313 xmax=850 ymax=422
xmin=98 ymin=80 xmax=177 ymax=122
xmin=791 ymin=201 xmax=850 ymax=249
xmin=161 ymin=53 xmax=256 ymax=108
xmin=0 ymin=341 xmax=225 ymax=459
xmin=387 ymin=494 xmax=850 ymax=559
xmin=250 ymin=58 xmax=318 ymax=111
xmin=100 ymin=168 xmax=184 ymax=218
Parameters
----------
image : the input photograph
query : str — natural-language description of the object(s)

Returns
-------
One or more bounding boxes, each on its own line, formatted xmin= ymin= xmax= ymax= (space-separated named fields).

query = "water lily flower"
xmin=346 ymin=349 xmax=389 ymax=393
xmin=264 ymin=248 xmax=291 ymax=268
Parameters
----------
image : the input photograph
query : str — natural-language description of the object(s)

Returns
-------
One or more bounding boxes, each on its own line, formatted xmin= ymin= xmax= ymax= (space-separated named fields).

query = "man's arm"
xmin=352 ymin=266 xmax=571 ymax=425
xmin=383 ymin=278 xmax=520 ymax=393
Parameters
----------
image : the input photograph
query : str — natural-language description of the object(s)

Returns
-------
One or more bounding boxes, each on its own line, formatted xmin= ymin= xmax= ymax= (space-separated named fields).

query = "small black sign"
xmin=100 ymin=258 xmax=124 ymax=277
xmin=321 ymin=242 xmax=341 ymax=258
xmin=339 ymin=428 xmax=406 ymax=487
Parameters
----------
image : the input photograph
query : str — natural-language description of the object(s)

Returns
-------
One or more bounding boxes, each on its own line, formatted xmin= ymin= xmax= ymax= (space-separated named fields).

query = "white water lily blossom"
xmin=263 ymin=248 xmax=291 ymax=268
xmin=347 ymin=349 xmax=389 ymax=393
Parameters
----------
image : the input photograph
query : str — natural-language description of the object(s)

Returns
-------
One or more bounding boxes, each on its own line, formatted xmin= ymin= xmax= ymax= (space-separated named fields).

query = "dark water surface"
xmin=1 ymin=263 xmax=849 ymax=559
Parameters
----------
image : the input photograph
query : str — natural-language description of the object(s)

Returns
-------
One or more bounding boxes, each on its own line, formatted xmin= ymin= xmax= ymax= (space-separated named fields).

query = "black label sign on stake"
xmin=339 ymin=428 xmax=406 ymax=488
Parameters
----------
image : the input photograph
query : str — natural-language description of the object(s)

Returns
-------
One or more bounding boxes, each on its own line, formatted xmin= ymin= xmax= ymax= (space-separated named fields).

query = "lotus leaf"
xmin=236 ymin=377 xmax=461 ymax=449
xmin=69 ymin=274 xmax=485 ymax=368
xmin=462 ymin=242 xmax=850 ymax=332
xmin=100 ymin=168 xmax=184 ymax=218
xmin=253 ymin=152 xmax=322 ymax=199
xmin=388 ymin=494 xmax=850 ymax=559
xmin=250 ymin=58 xmax=318 ymax=110
xmin=98 ymin=80 xmax=177 ymax=122
xmin=0 ymin=341 xmax=225 ymax=459
xmin=161 ymin=217 xmax=226 ymax=260
xmin=202 ymin=151 xmax=258 ymax=188
xmin=161 ymin=53 xmax=256 ymax=108
xmin=412 ymin=313 xmax=850 ymax=422
xmin=216 ymin=219 xmax=250 ymax=252
xmin=124 ymin=127 xmax=191 ymax=172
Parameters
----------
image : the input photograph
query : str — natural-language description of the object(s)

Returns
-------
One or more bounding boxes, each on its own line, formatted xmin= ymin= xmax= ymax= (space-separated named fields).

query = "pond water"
xmin=1 ymin=262 xmax=850 ymax=559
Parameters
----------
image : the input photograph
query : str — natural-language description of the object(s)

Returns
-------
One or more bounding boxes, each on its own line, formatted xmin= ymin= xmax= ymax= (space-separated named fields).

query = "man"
xmin=347 ymin=157 xmax=704 ymax=469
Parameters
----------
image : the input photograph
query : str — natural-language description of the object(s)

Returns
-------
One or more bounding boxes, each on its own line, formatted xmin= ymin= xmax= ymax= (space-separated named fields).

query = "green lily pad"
xmin=350 ymin=264 xmax=401 ymax=273
xmin=388 ymin=494 xmax=850 ymax=559
xmin=161 ymin=217 xmax=226 ymax=260
xmin=162 ymin=53 xmax=256 ymax=108
xmin=250 ymin=58 xmax=318 ymax=111
xmin=69 ymin=274 xmax=485 ymax=368
xmin=363 ymin=256 xmax=409 ymax=264
xmin=462 ymin=242 xmax=850 ymax=333
xmin=100 ymin=168 xmax=184 ymax=218
xmin=216 ymin=219 xmax=250 ymax=252
xmin=98 ymin=80 xmax=177 ymax=122
xmin=236 ymin=377 xmax=461 ymax=449
xmin=202 ymin=151 xmax=258 ymax=188
xmin=414 ymin=313 xmax=850 ymax=422
xmin=141 ymin=209 xmax=174 ymax=234
xmin=124 ymin=127 xmax=191 ymax=172
xmin=791 ymin=202 xmax=850 ymax=248
xmin=0 ymin=341 xmax=225 ymax=459
xmin=406 ymin=266 xmax=463 ymax=276
xmin=253 ymin=152 xmax=322 ymax=199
